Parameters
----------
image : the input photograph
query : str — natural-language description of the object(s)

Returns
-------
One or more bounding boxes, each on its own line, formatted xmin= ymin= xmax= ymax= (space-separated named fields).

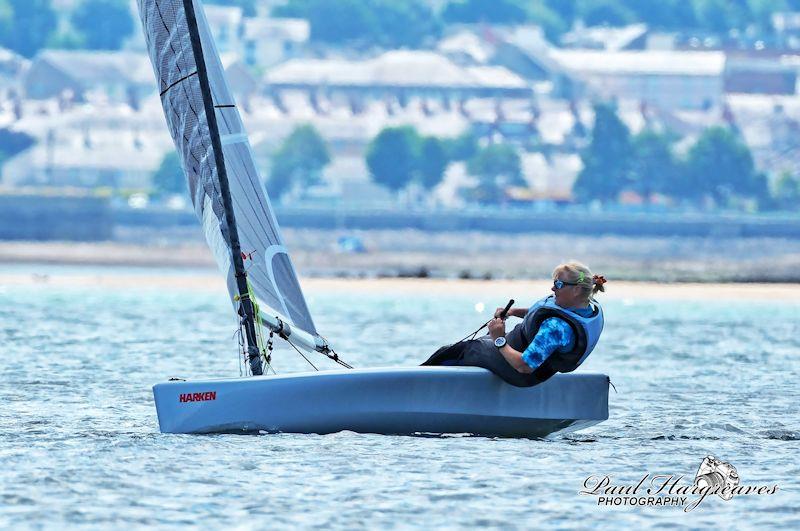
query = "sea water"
xmin=0 ymin=266 xmax=798 ymax=529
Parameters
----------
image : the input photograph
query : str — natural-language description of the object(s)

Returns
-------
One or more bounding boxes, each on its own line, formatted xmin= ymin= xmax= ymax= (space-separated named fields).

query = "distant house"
xmin=549 ymin=50 xmax=726 ymax=110
xmin=265 ymin=50 xmax=531 ymax=100
xmin=241 ymin=17 xmax=310 ymax=68
xmin=23 ymin=50 xmax=154 ymax=104
xmin=1 ymin=114 xmax=173 ymax=189
xmin=204 ymin=5 xmax=244 ymax=55
xmin=725 ymin=51 xmax=798 ymax=95
xmin=561 ymin=23 xmax=649 ymax=51
xmin=0 ymin=47 xmax=29 ymax=97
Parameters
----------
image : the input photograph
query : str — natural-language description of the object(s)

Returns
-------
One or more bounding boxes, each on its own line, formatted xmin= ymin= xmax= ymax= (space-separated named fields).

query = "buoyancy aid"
xmin=502 ymin=295 xmax=604 ymax=384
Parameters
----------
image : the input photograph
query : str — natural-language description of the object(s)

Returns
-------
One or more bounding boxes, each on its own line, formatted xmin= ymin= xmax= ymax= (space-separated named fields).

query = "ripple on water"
xmin=0 ymin=280 xmax=798 ymax=527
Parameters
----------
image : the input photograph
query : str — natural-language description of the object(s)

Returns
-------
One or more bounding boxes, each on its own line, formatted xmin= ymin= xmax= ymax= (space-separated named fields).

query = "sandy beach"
xmin=4 ymin=230 xmax=800 ymax=283
xmin=2 ymin=268 xmax=799 ymax=301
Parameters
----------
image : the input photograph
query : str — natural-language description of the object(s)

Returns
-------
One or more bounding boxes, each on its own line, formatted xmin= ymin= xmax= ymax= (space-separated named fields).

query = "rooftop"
xmin=550 ymin=49 xmax=726 ymax=76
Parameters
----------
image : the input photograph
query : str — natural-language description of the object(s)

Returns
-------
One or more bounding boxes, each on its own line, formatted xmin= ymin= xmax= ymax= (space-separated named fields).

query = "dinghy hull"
xmin=153 ymin=367 xmax=609 ymax=438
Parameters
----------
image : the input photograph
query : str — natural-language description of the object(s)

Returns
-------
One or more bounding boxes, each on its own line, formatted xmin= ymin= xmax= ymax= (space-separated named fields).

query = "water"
xmin=1 ymin=266 xmax=798 ymax=528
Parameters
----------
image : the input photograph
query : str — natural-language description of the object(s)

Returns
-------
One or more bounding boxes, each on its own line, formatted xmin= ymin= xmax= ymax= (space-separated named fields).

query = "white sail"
xmin=137 ymin=0 xmax=318 ymax=339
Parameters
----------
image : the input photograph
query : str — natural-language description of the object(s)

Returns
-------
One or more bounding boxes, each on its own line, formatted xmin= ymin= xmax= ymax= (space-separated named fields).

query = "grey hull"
xmin=153 ymin=367 xmax=609 ymax=438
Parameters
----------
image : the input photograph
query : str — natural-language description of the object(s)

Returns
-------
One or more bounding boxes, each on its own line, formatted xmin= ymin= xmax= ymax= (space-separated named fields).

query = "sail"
xmin=138 ymin=0 xmax=317 ymax=337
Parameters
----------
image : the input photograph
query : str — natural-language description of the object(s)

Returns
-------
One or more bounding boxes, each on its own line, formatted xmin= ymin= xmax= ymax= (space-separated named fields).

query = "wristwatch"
xmin=494 ymin=337 xmax=507 ymax=349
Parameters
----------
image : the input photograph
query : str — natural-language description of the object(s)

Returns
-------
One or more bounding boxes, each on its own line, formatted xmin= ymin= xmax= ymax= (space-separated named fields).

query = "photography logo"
xmin=580 ymin=455 xmax=779 ymax=512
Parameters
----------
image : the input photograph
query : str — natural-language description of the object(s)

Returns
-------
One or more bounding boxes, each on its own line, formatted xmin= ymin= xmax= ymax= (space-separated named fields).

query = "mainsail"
xmin=138 ymin=0 xmax=318 ymax=341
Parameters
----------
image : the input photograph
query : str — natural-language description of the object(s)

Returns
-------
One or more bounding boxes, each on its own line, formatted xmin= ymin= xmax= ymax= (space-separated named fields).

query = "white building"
xmin=2 ymin=101 xmax=173 ymax=189
xmin=241 ymin=17 xmax=310 ymax=68
xmin=204 ymin=5 xmax=245 ymax=55
xmin=265 ymin=50 xmax=530 ymax=99
xmin=550 ymin=50 xmax=726 ymax=110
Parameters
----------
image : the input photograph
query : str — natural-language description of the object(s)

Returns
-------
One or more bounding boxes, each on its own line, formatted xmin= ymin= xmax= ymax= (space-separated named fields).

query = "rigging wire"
xmin=285 ymin=337 xmax=318 ymax=371
xmin=316 ymin=334 xmax=354 ymax=369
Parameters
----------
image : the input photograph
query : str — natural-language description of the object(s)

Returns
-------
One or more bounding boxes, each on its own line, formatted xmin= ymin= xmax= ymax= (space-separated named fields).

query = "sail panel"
xmin=138 ymin=0 xmax=317 ymax=336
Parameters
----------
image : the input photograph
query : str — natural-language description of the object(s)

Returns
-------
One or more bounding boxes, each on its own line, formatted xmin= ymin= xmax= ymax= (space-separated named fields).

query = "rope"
xmin=317 ymin=334 xmax=354 ymax=369
xmin=285 ymin=336 xmax=318 ymax=371
xmin=244 ymin=278 xmax=276 ymax=375
xmin=457 ymin=320 xmax=491 ymax=343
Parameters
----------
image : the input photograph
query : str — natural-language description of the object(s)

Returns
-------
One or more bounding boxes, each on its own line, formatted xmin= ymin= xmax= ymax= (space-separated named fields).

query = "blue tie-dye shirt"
xmin=521 ymin=307 xmax=593 ymax=371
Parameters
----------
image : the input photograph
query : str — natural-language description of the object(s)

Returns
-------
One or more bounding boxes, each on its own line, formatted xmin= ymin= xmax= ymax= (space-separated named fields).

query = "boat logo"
xmin=580 ymin=455 xmax=779 ymax=512
xmin=179 ymin=391 xmax=217 ymax=403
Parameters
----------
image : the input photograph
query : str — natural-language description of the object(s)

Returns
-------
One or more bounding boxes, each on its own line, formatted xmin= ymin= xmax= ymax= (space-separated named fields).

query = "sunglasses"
xmin=553 ymin=279 xmax=580 ymax=290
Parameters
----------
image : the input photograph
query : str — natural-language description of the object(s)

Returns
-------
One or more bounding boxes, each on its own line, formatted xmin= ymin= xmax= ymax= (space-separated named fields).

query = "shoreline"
xmin=2 ymin=270 xmax=799 ymax=301
xmin=2 ymin=239 xmax=800 ymax=284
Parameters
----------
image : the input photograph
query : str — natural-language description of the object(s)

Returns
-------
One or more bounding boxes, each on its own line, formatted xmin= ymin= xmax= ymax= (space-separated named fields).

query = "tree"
xmin=466 ymin=143 xmax=523 ymax=203
xmin=0 ymin=0 xmax=57 ymax=58
xmin=574 ymin=102 xmax=632 ymax=203
xmin=418 ymin=137 xmax=448 ymax=190
xmin=771 ymin=171 xmax=800 ymax=210
xmin=577 ymin=0 xmax=635 ymax=27
xmin=0 ymin=128 xmax=34 ymax=171
xmin=692 ymin=0 xmax=747 ymax=34
xmin=268 ymin=124 xmax=330 ymax=199
xmin=71 ymin=0 xmax=134 ymax=50
xmin=683 ymin=126 xmax=761 ymax=205
xmin=366 ymin=126 xmax=420 ymax=192
xmin=0 ymin=1 xmax=11 ymax=43
xmin=442 ymin=0 xmax=527 ymax=24
xmin=152 ymin=151 xmax=185 ymax=196
xmin=443 ymin=131 xmax=478 ymax=162
xmin=275 ymin=0 xmax=440 ymax=48
xmin=629 ymin=130 xmax=679 ymax=199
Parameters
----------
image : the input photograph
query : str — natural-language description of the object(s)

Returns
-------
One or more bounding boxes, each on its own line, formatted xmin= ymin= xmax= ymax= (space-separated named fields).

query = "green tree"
xmin=629 ymin=130 xmax=679 ymax=199
xmin=268 ymin=124 xmax=330 ymax=199
xmin=526 ymin=2 xmax=569 ymax=42
xmin=275 ymin=0 xmax=440 ymax=48
xmin=0 ymin=128 xmax=34 ymax=171
xmin=574 ymin=102 xmax=632 ymax=203
xmin=466 ymin=143 xmax=523 ymax=203
xmin=418 ymin=137 xmax=448 ymax=190
xmin=71 ymin=0 xmax=134 ymax=50
xmin=0 ymin=0 xmax=57 ymax=58
xmin=684 ymin=126 xmax=762 ymax=205
xmin=0 ymin=1 xmax=11 ymax=42
xmin=443 ymin=131 xmax=478 ymax=162
xmin=152 ymin=151 xmax=185 ymax=196
xmin=366 ymin=126 xmax=421 ymax=192
xmin=577 ymin=0 xmax=635 ymax=27
xmin=692 ymin=0 xmax=747 ymax=34
xmin=771 ymin=171 xmax=800 ymax=210
xmin=442 ymin=0 xmax=527 ymax=24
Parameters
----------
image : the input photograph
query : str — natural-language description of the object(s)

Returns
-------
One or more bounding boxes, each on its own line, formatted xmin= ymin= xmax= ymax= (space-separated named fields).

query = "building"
xmin=0 ymin=47 xmax=29 ymax=98
xmin=265 ymin=50 xmax=531 ymax=100
xmin=725 ymin=51 xmax=799 ymax=95
xmin=549 ymin=49 xmax=726 ymax=110
xmin=241 ymin=17 xmax=310 ymax=68
xmin=2 ymin=102 xmax=173 ymax=189
xmin=204 ymin=5 xmax=245 ymax=55
xmin=23 ymin=50 xmax=154 ymax=104
xmin=561 ymin=23 xmax=649 ymax=51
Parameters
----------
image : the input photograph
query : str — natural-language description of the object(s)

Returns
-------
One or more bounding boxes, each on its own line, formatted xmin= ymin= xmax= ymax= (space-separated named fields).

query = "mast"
xmin=183 ymin=0 xmax=263 ymax=376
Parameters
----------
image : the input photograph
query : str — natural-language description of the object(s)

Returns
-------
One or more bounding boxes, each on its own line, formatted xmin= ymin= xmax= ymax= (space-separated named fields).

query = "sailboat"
xmin=139 ymin=0 xmax=609 ymax=437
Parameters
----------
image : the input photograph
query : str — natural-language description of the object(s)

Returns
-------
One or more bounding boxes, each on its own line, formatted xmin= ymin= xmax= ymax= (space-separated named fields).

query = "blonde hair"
xmin=552 ymin=260 xmax=606 ymax=302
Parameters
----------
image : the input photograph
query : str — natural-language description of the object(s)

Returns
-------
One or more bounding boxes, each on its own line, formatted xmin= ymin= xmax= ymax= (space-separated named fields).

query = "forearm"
xmin=498 ymin=345 xmax=533 ymax=373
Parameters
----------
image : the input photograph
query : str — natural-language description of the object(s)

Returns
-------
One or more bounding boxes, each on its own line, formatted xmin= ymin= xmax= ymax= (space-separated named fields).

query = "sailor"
xmin=422 ymin=261 xmax=606 ymax=387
